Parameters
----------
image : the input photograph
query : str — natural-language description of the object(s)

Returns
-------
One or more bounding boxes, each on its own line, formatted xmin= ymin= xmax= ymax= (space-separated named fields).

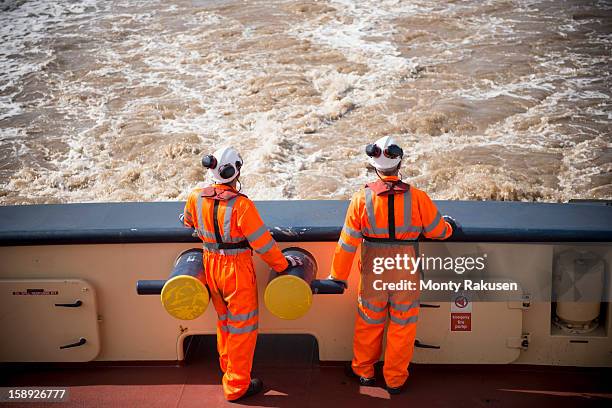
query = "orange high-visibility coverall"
xmin=330 ymin=175 xmax=452 ymax=388
xmin=184 ymin=184 xmax=288 ymax=401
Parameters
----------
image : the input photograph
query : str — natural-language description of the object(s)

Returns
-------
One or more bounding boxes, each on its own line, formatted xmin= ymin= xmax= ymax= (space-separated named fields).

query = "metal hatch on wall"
xmin=0 ymin=279 xmax=100 ymax=362
xmin=413 ymin=293 xmax=525 ymax=364
xmin=409 ymin=242 xmax=545 ymax=364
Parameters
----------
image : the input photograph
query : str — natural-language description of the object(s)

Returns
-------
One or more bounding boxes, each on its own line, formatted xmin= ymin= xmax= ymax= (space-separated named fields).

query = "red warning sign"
xmin=451 ymin=313 xmax=471 ymax=331
xmin=451 ymin=294 xmax=472 ymax=332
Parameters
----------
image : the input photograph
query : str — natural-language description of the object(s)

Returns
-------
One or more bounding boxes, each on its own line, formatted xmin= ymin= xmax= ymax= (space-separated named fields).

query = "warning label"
xmin=451 ymin=294 xmax=472 ymax=332
xmin=12 ymin=289 xmax=59 ymax=296
xmin=451 ymin=313 xmax=472 ymax=331
xmin=451 ymin=295 xmax=472 ymax=312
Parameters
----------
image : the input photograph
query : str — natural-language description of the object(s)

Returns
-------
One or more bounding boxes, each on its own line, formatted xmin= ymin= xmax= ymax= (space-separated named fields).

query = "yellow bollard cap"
xmin=161 ymin=275 xmax=209 ymax=320
xmin=264 ymin=274 xmax=313 ymax=320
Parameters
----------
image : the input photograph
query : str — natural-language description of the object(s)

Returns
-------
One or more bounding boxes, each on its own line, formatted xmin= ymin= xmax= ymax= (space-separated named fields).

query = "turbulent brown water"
xmin=0 ymin=0 xmax=610 ymax=204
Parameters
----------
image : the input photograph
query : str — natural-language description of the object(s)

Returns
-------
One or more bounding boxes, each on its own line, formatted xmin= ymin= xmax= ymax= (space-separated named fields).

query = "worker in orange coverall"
xmin=329 ymin=136 xmax=457 ymax=394
xmin=183 ymin=146 xmax=302 ymax=402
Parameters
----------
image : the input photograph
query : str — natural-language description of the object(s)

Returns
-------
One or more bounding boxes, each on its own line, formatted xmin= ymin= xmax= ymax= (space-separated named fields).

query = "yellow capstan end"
xmin=264 ymin=274 xmax=313 ymax=320
xmin=161 ymin=275 xmax=209 ymax=320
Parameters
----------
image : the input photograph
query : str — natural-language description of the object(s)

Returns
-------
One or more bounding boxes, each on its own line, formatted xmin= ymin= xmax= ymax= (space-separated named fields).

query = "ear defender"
xmin=221 ymin=158 xmax=242 ymax=180
xmin=384 ymin=144 xmax=403 ymax=159
xmin=365 ymin=144 xmax=382 ymax=158
xmin=202 ymin=155 xmax=218 ymax=169
xmin=218 ymin=164 xmax=236 ymax=180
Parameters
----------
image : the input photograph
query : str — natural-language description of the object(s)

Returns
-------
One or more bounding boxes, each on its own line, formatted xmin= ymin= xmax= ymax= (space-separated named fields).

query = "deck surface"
xmin=1 ymin=335 xmax=611 ymax=408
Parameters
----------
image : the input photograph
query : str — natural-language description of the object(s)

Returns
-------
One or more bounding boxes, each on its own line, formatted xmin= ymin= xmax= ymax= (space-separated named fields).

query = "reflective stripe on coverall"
xmin=330 ymin=175 xmax=452 ymax=388
xmin=184 ymin=184 xmax=288 ymax=400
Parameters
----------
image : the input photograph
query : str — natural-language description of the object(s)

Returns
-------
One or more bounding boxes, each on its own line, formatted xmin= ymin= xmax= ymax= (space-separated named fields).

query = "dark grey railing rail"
xmin=0 ymin=200 xmax=611 ymax=246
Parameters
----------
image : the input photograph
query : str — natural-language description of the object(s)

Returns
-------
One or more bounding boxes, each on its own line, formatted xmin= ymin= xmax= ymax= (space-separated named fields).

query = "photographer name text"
xmin=373 ymin=279 xmax=518 ymax=292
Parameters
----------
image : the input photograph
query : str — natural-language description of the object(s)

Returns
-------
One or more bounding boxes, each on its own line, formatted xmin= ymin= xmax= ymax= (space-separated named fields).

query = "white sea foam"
xmin=0 ymin=0 xmax=610 ymax=203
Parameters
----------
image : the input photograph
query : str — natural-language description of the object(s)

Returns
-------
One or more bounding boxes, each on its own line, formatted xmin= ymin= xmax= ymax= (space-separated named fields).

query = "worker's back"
xmin=186 ymin=186 xmax=251 ymax=249
xmin=351 ymin=181 xmax=451 ymax=241
xmin=184 ymin=184 xmax=287 ymax=270
xmin=331 ymin=176 xmax=453 ymax=281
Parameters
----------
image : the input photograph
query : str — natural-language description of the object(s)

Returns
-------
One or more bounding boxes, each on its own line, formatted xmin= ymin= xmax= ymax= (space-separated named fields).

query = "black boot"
xmin=386 ymin=382 xmax=406 ymax=395
xmin=344 ymin=362 xmax=376 ymax=386
xmin=359 ymin=376 xmax=376 ymax=386
xmin=229 ymin=378 xmax=263 ymax=403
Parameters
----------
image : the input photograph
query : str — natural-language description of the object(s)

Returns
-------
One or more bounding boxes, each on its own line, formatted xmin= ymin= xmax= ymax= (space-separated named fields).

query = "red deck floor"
xmin=1 ymin=335 xmax=611 ymax=408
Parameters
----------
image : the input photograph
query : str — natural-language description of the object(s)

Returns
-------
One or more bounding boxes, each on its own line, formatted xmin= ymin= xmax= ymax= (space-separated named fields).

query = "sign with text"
xmin=451 ymin=294 xmax=472 ymax=332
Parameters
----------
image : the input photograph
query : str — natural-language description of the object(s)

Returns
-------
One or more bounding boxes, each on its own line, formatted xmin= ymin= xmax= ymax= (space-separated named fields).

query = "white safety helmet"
xmin=365 ymin=136 xmax=404 ymax=171
xmin=201 ymin=146 xmax=243 ymax=183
